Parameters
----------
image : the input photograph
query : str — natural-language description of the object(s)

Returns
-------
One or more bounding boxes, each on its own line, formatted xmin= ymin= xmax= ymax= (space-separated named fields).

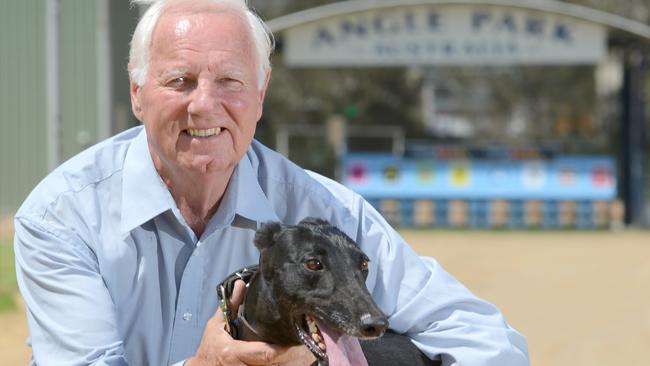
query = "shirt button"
xmin=183 ymin=312 xmax=193 ymax=321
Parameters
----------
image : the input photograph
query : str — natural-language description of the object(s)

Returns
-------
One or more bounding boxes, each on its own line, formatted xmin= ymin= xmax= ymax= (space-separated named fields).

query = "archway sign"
xmin=268 ymin=0 xmax=650 ymax=66
xmin=267 ymin=0 xmax=650 ymax=226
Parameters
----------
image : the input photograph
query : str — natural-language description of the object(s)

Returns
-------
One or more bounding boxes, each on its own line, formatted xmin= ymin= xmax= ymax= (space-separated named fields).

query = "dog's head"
xmin=254 ymin=217 xmax=388 ymax=364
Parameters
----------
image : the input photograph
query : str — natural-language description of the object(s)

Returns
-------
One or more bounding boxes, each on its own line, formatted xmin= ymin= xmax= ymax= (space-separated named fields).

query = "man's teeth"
xmin=186 ymin=127 xmax=221 ymax=137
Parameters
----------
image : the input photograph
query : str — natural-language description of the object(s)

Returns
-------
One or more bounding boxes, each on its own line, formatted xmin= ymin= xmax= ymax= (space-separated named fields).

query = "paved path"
xmin=0 ymin=294 xmax=29 ymax=364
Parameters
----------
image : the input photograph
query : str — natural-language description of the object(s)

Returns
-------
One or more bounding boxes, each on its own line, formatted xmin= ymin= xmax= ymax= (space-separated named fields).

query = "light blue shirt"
xmin=15 ymin=126 xmax=528 ymax=366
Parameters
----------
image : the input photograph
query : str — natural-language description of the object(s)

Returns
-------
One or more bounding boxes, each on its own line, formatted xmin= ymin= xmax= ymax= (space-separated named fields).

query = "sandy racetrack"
xmin=2 ymin=230 xmax=649 ymax=365
xmin=403 ymin=230 xmax=650 ymax=366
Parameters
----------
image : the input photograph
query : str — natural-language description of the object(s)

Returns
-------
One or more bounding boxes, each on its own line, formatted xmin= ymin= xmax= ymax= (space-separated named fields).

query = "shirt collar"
xmin=228 ymin=150 xmax=279 ymax=225
xmin=120 ymin=127 xmax=176 ymax=235
xmin=121 ymin=128 xmax=279 ymax=235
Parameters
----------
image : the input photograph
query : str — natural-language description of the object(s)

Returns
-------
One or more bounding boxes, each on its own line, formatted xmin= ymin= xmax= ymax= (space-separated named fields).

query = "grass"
xmin=0 ymin=236 xmax=17 ymax=312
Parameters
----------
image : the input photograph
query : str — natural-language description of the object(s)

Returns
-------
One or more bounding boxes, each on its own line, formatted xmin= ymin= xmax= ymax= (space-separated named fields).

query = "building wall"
xmin=0 ymin=0 xmax=100 ymax=214
xmin=0 ymin=0 xmax=48 ymax=214
xmin=110 ymin=1 xmax=142 ymax=135
xmin=60 ymin=0 xmax=99 ymax=161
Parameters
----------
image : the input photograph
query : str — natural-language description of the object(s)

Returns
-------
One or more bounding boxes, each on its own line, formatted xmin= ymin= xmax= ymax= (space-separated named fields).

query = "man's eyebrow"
xmin=157 ymin=67 xmax=190 ymax=80
xmin=222 ymin=69 xmax=246 ymax=79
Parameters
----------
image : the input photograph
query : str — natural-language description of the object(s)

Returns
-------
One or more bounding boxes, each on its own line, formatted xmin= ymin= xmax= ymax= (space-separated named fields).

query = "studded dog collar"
xmin=216 ymin=265 xmax=263 ymax=340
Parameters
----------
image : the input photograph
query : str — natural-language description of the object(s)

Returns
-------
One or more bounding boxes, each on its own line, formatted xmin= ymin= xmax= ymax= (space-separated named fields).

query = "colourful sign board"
xmin=343 ymin=154 xmax=616 ymax=200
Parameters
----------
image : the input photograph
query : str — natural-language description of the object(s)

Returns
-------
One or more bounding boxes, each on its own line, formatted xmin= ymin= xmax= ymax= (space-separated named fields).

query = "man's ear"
xmin=254 ymin=221 xmax=282 ymax=252
xmin=128 ymin=65 xmax=144 ymax=122
xmin=255 ymin=68 xmax=272 ymax=121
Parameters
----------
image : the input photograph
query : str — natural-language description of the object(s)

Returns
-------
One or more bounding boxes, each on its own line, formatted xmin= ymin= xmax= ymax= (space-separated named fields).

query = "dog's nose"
xmin=359 ymin=314 xmax=389 ymax=338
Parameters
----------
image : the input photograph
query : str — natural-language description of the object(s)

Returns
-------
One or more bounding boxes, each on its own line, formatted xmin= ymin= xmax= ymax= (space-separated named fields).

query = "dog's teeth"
xmin=307 ymin=317 xmax=318 ymax=333
xmin=312 ymin=332 xmax=321 ymax=342
xmin=318 ymin=342 xmax=326 ymax=350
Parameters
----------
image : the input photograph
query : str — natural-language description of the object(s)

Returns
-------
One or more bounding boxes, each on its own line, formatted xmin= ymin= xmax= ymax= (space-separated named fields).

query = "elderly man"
xmin=14 ymin=0 xmax=529 ymax=365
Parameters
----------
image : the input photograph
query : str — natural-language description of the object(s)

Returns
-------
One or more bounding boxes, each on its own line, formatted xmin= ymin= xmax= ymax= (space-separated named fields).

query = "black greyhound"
xmin=218 ymin=218 xmax=437 ymax=365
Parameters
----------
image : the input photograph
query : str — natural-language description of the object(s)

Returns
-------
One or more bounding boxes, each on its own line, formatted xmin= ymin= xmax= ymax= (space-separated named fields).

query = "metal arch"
xmin=266 ymin=0 xmax=650 ymax=41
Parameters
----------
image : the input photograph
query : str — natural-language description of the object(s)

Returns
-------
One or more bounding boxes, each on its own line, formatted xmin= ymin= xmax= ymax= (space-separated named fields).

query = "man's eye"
xmin=221 ymin=78 xmax=244 ymax=90
xmin=166 ymin=77 xmax=194 ymax=89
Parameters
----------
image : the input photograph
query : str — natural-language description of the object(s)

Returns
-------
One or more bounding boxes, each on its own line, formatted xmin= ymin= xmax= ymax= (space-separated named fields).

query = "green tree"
xmin=252 ymin=0 xmax=649 ymax=175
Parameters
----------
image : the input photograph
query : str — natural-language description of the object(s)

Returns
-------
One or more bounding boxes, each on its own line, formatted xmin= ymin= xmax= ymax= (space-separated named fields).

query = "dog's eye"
xmin=304 ymin=258 xmax=323 ymax=271
xmin=360 ymin=259 xmax=369 ymax=272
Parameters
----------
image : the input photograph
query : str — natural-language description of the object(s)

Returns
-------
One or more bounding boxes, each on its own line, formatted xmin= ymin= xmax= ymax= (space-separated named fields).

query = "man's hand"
xmin=185 ymin=280 xmax=316 ymax=366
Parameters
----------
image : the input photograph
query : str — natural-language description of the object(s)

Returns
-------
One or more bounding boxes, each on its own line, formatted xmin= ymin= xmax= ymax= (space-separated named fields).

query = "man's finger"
xmin=269 ymin=344 xmax=316 ymax=366
xmin=228 ymin=279 xmax=246 ymax=314
xmin=213 ymin=282 xmax=315 ymax=366
xmin=206 ymin=309 xmax=315 ymax=366
xmin=235 ymin=342 xmax=315 ymax=366
xmin=223 ymin=340 xmax=283 ymax=365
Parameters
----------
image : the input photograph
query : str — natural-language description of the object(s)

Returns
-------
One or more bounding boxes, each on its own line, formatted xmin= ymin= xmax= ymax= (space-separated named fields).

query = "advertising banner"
xmin=343 ymin=154 xmax=616 ymax=200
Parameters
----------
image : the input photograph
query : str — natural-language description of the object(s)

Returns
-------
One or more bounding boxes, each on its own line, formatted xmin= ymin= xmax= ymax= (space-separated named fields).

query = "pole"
xmin=620 ymin=49 xmax=646 ymax=227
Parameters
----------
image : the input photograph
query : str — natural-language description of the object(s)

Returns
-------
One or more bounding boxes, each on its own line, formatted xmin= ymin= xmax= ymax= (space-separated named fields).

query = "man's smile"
xmin=185 ymin=127 xmax=222 ymax=138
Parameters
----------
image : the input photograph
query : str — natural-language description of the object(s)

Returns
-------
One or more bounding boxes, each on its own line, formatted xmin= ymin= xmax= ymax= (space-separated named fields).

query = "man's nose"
xmin=188 ymin=81 xmax=221 ymax=116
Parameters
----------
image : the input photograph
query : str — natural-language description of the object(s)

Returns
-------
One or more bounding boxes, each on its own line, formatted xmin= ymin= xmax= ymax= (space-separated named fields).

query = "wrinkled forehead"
xmin=152 ymin=1 xmax=253 ymax=48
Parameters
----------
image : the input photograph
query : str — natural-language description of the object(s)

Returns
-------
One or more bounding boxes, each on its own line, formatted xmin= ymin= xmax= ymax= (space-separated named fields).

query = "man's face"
xmin=130 ymin=8 xmax=268 ymax=176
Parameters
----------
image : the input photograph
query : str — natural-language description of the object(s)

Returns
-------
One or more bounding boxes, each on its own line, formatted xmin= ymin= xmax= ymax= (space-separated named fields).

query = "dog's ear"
xmin=298 ymin=216 xmax=329 ymax=227
xmin=254 ymin=222 xmax=283 ymax=251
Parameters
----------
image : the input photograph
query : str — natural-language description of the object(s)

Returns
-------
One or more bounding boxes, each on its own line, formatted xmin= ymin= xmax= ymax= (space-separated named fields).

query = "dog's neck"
xmin=239 ymin=273 xmax=301 ymax=345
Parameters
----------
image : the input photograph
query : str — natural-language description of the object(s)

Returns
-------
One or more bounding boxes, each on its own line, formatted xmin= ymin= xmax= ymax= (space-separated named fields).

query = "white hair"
xmin=129 ymin=0 xmax=274 ymax=89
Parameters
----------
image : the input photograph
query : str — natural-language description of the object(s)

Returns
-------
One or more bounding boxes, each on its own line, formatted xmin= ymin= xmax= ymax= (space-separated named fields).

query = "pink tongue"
xmin=315 ymin=319 xmax=368 ymax=366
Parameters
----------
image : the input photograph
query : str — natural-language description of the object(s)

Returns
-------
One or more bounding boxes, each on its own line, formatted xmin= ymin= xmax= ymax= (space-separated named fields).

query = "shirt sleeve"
xmin=357 ymin=200 xmax=530 ymax=366
xmin=14 ymin=215 xmax=129 ymax=366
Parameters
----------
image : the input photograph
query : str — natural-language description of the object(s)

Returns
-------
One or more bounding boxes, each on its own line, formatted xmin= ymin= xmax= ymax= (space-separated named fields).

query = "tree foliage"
xmin=250 ymin=0 xmax=649 ymax=175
